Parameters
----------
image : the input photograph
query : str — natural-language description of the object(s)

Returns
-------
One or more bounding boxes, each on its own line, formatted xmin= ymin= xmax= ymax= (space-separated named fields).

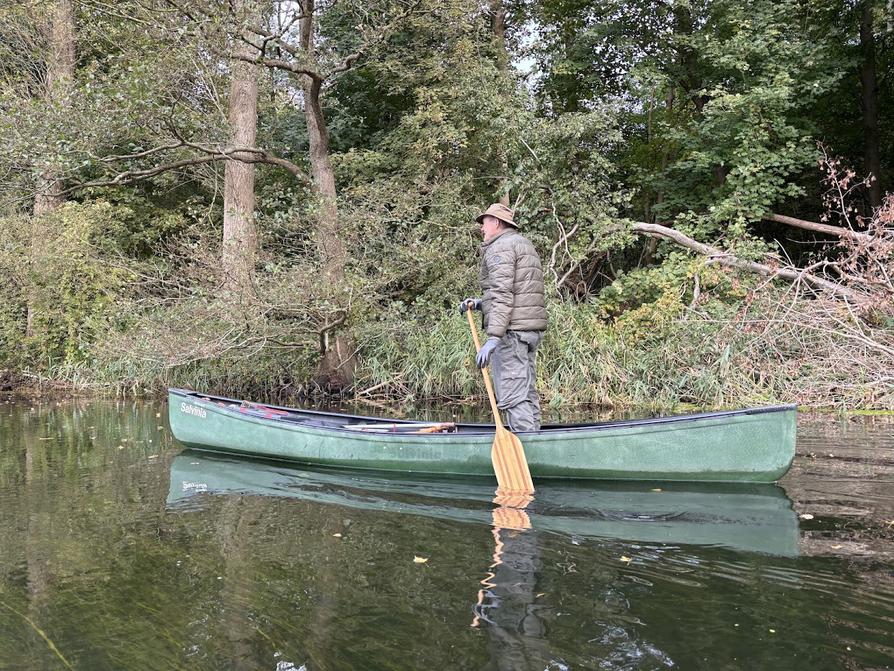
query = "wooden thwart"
xmin=343 ymin=422 xmax=456 ymax=434
xmin=464 ymin=308 xmax=535 ymax=497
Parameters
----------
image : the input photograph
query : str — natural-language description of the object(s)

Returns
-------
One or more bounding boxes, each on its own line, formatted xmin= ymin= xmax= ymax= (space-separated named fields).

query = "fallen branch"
xmin=763 ymin=213 xmax=872 ymax=243
xmin=631 ymin=222 xmax=867 ymax=303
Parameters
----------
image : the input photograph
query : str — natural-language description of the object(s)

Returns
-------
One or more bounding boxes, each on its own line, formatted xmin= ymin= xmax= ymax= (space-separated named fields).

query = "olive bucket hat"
xmin=475 ymin=203 xmax=519 ymax=228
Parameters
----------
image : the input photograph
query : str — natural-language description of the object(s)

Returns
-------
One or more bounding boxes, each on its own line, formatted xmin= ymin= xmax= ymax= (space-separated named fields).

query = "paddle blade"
xmin=491 ymin=427 xmax=535 ymax=496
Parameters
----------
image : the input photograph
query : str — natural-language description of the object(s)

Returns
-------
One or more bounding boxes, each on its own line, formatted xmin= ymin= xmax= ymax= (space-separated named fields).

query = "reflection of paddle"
xmin=465 ymin=307 xmax=535 ymax=497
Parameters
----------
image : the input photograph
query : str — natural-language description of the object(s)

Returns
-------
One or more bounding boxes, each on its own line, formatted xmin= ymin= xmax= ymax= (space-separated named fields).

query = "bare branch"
xmin=233 ymin=51 xmax=322 ymax=80
xmin=61 ymin=141 xmax=311 ymax=195
xmin=100 ymin=141 xmax=186 ymax=162
xmin=61 ymin=154 xmax=224 ymax=194
xmin=175 ymin=137 xmax=310 ymax=183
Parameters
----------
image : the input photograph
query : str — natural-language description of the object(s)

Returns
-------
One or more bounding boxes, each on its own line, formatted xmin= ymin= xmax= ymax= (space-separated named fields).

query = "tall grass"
xmin=13 ymin=288 xmax=893 ymax=411
xmin=355 ymin=294 xmax=894 ymax=410
xmin=354 ymin=300 xmax=731 ymax=410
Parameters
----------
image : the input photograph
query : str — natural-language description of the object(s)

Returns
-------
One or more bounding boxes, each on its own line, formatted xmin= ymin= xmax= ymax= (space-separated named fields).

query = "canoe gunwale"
xmin=168 ymin=387 xmax=796 ymax=438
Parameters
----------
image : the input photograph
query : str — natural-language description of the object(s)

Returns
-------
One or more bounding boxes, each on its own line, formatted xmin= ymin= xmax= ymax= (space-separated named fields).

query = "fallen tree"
xmin=632 ymin=194 xmax=894 ymax=318
xmin=630 ymin=222 xmax=867 ymax=303
xmin=761 ymin=212 xmax=872 ymax=243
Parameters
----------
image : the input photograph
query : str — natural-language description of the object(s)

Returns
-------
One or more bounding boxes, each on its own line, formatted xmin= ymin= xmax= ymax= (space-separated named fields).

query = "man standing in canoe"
xmin=460 ymin=203 xmax=547 ymax=432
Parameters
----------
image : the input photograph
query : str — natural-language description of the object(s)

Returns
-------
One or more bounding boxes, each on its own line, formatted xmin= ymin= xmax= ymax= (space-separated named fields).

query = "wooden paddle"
xmin=465 ymin=307 xmax=535 ymax=496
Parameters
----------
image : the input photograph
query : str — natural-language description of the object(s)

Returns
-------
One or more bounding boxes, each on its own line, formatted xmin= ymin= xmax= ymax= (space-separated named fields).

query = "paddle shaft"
xmin=465 ymin=304 xmax=535 ymax=495
xmin=465 ymin=309 xmax=505 ymax=432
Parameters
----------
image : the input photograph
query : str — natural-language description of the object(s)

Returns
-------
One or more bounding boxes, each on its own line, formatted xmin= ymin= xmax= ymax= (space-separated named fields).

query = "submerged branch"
xmin=0 ymin=602 xmax=75 ymax=671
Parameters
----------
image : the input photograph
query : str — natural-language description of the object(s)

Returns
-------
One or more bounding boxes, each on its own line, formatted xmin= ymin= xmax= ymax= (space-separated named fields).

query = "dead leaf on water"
xmin=413 ymin=556 xmax=428 ymax=564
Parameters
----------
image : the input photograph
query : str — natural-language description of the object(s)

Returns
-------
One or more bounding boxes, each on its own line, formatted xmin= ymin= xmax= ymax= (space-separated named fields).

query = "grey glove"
xmin=459 ymin=297 xmax=482 ymax=315
xmin=476 ymin=336 xmax=500 ymax=368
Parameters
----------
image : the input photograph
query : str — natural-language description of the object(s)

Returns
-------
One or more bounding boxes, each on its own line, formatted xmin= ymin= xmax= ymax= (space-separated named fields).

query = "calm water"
xmin=0 ymin=399 xmax=892 ymax=671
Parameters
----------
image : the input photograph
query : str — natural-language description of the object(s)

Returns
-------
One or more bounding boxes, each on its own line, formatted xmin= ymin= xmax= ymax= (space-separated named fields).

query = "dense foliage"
xmin=0 ymin=0 xmax=891 ymax=408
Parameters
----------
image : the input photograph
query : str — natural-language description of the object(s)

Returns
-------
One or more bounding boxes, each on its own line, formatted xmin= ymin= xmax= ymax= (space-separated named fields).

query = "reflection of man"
xmin=472 ymin=521 xmax=550 ymax=670
xmin=459 ymin=203 xmax=547 ymax=432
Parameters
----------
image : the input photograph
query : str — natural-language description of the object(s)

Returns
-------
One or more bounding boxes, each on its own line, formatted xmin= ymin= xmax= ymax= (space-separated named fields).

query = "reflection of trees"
xmin=215 ymin=496 xmax=261 ymax=671
xmin=0 ymin=399 xmax=183 ymax=668
xmin=25 ymin=435 xmax=50 ymax=620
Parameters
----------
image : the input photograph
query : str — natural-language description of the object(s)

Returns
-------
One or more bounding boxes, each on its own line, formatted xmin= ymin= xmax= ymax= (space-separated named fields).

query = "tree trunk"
xmin=490 ymin=0 xmax=508 ymax=72
xmin=33 ymin=0 xmax=75 ymax=216
xmin=303 ymin=79 xmax=343 ymax=287
xmin=860 ymin=0 xmax=882 ymax=209
xmin=490 ymin=0 xmax=510 ymax=206
xmin=29 ymin=0 xmax=76 ymax=337
xmin=300 ymin=5 xmax=356 ymax=388
xmin=223 ymin=0 xmax=259 ymax=298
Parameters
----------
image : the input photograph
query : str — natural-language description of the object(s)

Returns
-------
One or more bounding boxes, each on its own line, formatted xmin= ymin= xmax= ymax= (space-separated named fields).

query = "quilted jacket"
xmin=478 ymin=229 xmax=547 ymax=338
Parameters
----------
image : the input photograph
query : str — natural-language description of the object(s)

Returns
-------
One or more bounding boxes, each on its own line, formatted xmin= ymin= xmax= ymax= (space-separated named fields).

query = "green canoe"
xmin=168 ymin=388 xmax=796 ymax=482
xmin=167 ymin=451 xmax=799 ymax=556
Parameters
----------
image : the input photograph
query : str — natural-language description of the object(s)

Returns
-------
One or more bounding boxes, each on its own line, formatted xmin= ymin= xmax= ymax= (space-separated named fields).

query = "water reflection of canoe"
xmin=166 ymin=452 xmax=800 ymax=556
xmin=168 ymin=389 xmax=796 ymax=483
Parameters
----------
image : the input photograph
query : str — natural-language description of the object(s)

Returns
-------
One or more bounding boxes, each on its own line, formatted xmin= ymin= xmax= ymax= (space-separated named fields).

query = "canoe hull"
xmin=167 ymin=389 xmax=796 ymax=483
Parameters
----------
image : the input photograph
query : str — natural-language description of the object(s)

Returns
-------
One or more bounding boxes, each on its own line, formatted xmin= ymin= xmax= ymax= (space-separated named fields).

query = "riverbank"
xmin=3 ymin=287 xmax=893 ymax=411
